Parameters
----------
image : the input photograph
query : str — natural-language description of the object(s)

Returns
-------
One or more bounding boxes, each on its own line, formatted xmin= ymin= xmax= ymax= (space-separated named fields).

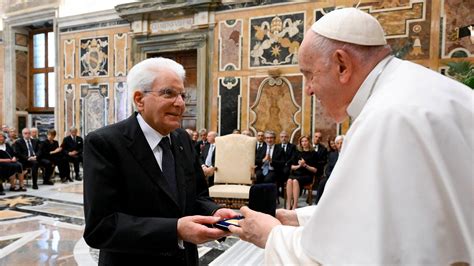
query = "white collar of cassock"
xmin=346 ymin=55 xmax=393 ymax=121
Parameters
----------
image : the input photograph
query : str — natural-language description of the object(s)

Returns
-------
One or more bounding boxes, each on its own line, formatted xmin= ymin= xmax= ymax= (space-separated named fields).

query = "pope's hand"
xmin=228 ymin=206 xmax=281 ymax=248
xmin=275 ymin=209 xmax=299 ymax=226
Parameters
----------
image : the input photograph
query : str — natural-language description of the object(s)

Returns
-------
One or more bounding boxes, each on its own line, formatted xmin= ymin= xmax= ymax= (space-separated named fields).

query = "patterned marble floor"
xmin=0 ymin=176 xmax=314 ymax=265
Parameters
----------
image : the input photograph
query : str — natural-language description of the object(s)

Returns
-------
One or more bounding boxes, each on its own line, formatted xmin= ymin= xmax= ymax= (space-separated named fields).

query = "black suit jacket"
xmin=13 ymin=138 xmax=39 ymax=162
xmin=83 ymin=113 xmax=219 ymax=265
xmin=61 ymin=135 xmax=84 ymax=155
xmin=200 ymin=143 xmax=215 ymax=167
xmin=313 ymin=144 xmax=328 ymax=178
xmin=255 ymin=144 xmax=285 ymax=172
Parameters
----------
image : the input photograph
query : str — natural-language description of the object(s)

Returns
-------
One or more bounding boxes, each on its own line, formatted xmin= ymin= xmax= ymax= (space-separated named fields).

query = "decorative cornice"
xmin=115 ymin=0 xmax=221 ymax=21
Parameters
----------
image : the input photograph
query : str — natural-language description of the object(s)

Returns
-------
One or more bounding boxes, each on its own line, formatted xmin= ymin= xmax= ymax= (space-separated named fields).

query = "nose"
xmin=174 ymin=94 xmax=186 ymax=106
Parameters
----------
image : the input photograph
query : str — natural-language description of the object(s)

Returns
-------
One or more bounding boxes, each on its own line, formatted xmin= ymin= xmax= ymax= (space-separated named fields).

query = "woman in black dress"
xmin=286 ymin=135 xmax=317 ymax=210
xmin=39 ymin=129 xmax=71 ymax=182
xmin=0 ymin=133 xmax=26 ymax=192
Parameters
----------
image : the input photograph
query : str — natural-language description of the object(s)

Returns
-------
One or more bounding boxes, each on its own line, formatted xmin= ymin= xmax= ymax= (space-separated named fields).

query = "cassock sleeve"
xmin=295 ymin=205 xmax=317 ymax=226
xmin=265 ymin=225 xmax=321 ymax=265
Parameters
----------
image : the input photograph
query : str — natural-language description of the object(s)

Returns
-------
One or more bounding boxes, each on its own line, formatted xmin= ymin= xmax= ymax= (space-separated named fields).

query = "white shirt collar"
xmin=347 ymin=56 xmax=392 ymax=120
xmin=136 ymin=113 xmax=170 ymax=150
xmin=0 ymin=143 xmax=6 ymax=151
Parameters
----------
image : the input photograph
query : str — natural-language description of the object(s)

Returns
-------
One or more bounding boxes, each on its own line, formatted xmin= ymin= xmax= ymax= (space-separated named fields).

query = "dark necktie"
xmin=27 ymin=140 xmax=35 ymax=157
xmin=159 ymin=137 xmax=178 ymax=199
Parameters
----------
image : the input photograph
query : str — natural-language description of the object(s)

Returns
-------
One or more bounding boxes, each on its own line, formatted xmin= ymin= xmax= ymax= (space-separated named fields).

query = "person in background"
xmin=0 ymin=133 xmax=26 ymax=193
xmin=286 ymin=135 xmax=317 ymax=210
xmin=2 ymin=124 xmax=9 ymax=138
xmin=6 ymin=128 xmax=18 ymax=146
xmin=315 ymin=135 xmax=344 ymax=204
xmin=30 ymin=127 xmax=39 ymax=140
xmin=40 ymin=129 xmax=71 ymax=183
xmin=61 ymin=127 xmax=83 ymax=181
xmin=195 ymin=128 xmax=208 ymax=155
xmin=200 ymin=131 xmax=217 ymax=187
xmin=241 ymin=129 xmax=253 ymax=137
xmin=276 ymin=131 xmax=295 ymax=200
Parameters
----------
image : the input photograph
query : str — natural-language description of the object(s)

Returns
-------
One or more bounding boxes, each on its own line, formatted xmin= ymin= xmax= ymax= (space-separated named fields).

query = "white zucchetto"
xmin=311 ymin=7 xmax=387 ymax=46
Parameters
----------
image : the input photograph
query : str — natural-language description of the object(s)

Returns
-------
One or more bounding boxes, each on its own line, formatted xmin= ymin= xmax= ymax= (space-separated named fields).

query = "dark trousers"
xmin=255 ymin=169 xmax=276 ymax=184
xmin=315 ymin=177 xmax=328 ymax=205
xmin=67 ymin=155 xmax=83 ymax=175
xmin=21 ymin=160 xmax=39 ymax=185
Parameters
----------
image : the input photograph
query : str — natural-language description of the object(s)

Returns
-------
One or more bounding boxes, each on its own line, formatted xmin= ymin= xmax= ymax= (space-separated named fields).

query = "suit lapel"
xmin=170 ymin=131 xmax=186 ymax=211
xmin=123 ymin=114 xmax=181 ymax=209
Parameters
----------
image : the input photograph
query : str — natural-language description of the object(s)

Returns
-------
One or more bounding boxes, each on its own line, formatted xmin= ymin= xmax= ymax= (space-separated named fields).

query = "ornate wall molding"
xmin=114 ymin=33 xmax=128 ymax=77
xmin=63 ymin=39 xmax=75 ymax=79
xmin=80 ymin=83 xmax=109 ymax=135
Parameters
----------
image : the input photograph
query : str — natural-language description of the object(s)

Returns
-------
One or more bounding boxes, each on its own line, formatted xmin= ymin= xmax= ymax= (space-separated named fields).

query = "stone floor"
xmin=0 ymin=175 xmax=314 ymax=265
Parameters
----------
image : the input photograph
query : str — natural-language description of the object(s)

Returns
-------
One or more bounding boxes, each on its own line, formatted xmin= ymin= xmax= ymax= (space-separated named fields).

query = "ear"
xmin=133 ymin=90 xmax=145 ymax=112
xmin=332 ymin=49 xmax=353 ymax=84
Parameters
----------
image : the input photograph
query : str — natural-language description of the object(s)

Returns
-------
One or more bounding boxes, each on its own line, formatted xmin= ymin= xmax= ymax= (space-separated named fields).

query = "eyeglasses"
xmin=143 ymin=88 xmax=187 ymax=102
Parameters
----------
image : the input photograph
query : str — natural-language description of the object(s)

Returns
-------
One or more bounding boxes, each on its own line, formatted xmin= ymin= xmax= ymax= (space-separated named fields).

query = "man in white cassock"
xmin=229 ymin=7 xmax=473 ymax=265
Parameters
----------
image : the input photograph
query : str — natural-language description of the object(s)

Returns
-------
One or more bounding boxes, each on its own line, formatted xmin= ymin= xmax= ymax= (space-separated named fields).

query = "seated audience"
xmin=315 ymin=135 xmax=344 ymax=204
xmin=286 ymin=135 xmax=317 ymax=209
xmin=6 ymin=127 xmax=18 ymax=146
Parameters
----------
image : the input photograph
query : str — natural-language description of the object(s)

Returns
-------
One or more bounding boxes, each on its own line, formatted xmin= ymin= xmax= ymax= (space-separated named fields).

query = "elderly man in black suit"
xmin=14 ymin=128 xmax=53 ymax=189
xmin=61 ymin=127 xmax=83 ymax=181
xmin=83 ymin=57 xmax=237 ymax=266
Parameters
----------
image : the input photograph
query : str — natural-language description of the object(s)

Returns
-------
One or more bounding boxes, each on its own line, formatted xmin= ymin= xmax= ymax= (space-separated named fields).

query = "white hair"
xmin=127 ymin=57 xmax=186 ymax=107
xmin=335 ymin=135 xmax=345 ymax=143
xmin=311 ymin=33 xmax=391 ymax=66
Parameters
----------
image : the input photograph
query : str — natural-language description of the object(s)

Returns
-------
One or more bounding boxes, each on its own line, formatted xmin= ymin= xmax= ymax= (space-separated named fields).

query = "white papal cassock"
xmin=265 ymin=56 xmax=473 ymax=265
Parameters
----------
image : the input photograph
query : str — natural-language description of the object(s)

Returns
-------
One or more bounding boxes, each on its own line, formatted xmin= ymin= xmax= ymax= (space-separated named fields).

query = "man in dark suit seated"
xmin=312 ymin=131 xmax=328 ymax=198
xmin=83 ymin=57 xmax=237 ymax=266
xmin=255 ymin=130 xmax=285 ymax=184
xmin=276 ymin=131 xmax=295 ymax=198
xmin=200 ymin=131 xmax=217 ymax=187
xmin=14 ymin=128 xmax=53 ymax=189
xmin=61 ymin=127 xmax=83 ymax=181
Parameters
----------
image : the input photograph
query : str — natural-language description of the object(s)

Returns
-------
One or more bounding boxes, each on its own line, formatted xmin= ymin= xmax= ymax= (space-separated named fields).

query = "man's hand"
xmin=228 ymin=206 xmax=281 ymax=248
xmin=275 ymin=209 xmax=299 ymax=226
xmin=28 ymin=156 xmax=37 ymax=161
xmin=177 ymin=216 xmax=229 ymax=244
xmin=213 ymin=208 xmax=239 ymax=220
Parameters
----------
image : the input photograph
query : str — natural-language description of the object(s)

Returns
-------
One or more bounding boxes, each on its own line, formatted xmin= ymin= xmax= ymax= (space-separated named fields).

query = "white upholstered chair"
xmin=208 ymin=134 xmax=256 ymax=208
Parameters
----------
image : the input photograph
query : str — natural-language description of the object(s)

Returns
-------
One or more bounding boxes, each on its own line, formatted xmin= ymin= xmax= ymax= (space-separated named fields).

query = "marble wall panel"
xmin=63 ymin=39 xmax=75 ymax=79
xmin=30 ymin=114 xmax=55 ymax=138
xmin=80 ymin=83 xmax=109 ymax=135
xmin=0 ymin=44 xmax=4 ymax=126
xmin=64 ymin=84 xmax=75 ymax=132
xmin=114 ymin=33 xmax=128 ymax=77
xmin=80 ymin=36 xmax=109 ymax=77
xmin=14 ymin=33 xmax=27 ymax=47
xmin=441 ymin=0 xmax=474 ymax=58
xmin=15 ymin=50 xmax=28 ymax=111
xmin=218 ymin=77 xmax=241 ymax=135
xmin=249 ymin=75 xmax=302 ymax=142
xmin=114 ymin=82 xmax=130 ymax=122
xmin=219 ymin=20 xmax=242 ymax=71
xmin=249 ymin=12 xmax=304 ymax=68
